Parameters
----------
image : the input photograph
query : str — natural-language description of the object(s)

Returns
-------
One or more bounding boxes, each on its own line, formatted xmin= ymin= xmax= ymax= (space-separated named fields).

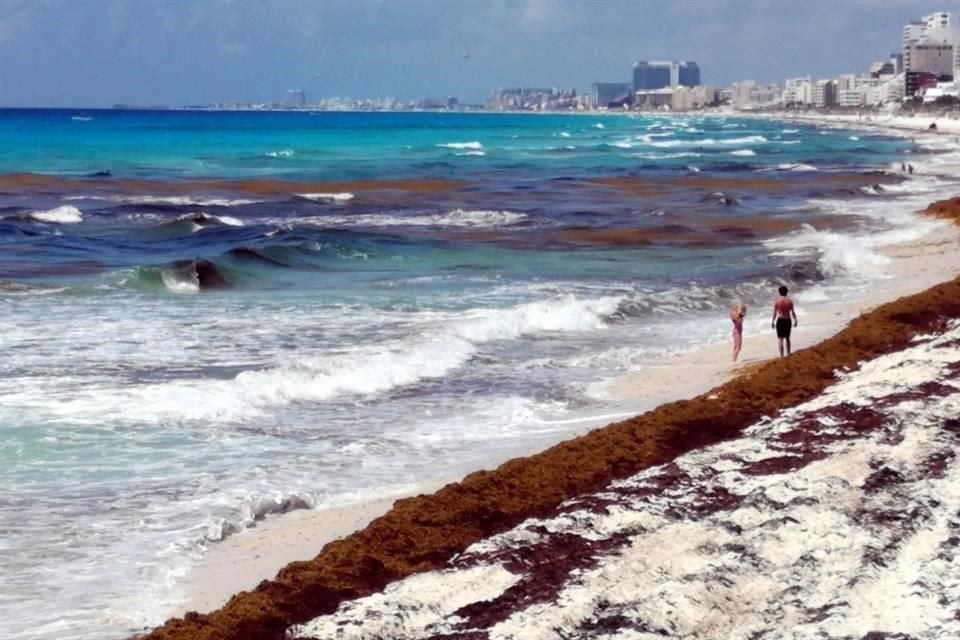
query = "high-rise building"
xmin=633 ymin=61 xmax=672 ymax=90
xmin=903 ymin=20 xmax=928 ymax=72
xmin=286 ymin=89 xmax=306 ymax=108
xmin=812 ymin=79 xmax=836 ymax=108
xmin=633 ymin=61 xmax=700 ymax=91
xmin=678 ymin=62 xmax=701 ymax=88
xmin=902 ymin=11 xmax=960 ymax=91
xmin=907 ymin=42 xmax=955 ymax=77
xmin=783 ymin=77 xmax=813 ymax=105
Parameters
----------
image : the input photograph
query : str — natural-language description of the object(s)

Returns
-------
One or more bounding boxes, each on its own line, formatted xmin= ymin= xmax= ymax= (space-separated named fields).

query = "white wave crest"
xmin=629 ymin=152 xmax=702 ymax=159
xmin=109 ymin=196 xmax=261 ymax=207
xmin=768 ymin=224 xmax=890 ymax=278
xmin=721 ymin=135 xmax=767 ymax=145
xmin=455 ymin=151 xmax=487 ymax=156
xmin=437 ymin=141 xmax=483 ymax=150
xmin=297 ymin=193 xmax=355 ymax=203
xmin=648 ymin=139 xmax=695 ymax=148
xmin=265 ymin=149 xmax=295 ymax=158
xmin=559 ymin=132 xmax=571 ymax=138
xmin=159 ymin=269 xmax=200 ymax=294
xmin=757 ymin=163 xmax=818 ymax=172
xmin=648 ymin=136 xmax=767 ymax=149
xmin=636 ymin=132 xmax=675 ymax=143
xmin=295 ymin=208 xmax=528 ymax=229
xmin=27 ymin=206 xmax=84 ymax=224
xmin=178 ymin=213 xmax=244 ymax=228
xmin=730 ymin=149 xmax=756 ymax=156
xmin=782 ymin=128 xmax=799 ymax=133
xmin=41 ymin=295 xmax=623 ymax=424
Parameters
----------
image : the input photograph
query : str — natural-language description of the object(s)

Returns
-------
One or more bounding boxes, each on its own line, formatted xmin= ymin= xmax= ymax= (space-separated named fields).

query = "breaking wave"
xmin=19 ymin=206 xmax=84 ymax=224
xmin=437 ymin=141 xmax=483 ymax=150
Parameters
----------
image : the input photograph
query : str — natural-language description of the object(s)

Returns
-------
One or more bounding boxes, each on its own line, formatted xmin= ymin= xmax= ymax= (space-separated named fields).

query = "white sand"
xmin=752 ymin=110 xmax=960 ymax=135
xmin=173 ymin=116 xmax=960 ymax=618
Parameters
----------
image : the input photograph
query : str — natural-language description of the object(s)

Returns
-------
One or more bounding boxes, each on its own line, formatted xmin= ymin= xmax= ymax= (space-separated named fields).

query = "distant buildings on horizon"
xmin=113 ymin=9 xmax=960 ymax=114
xmin=727 ymin=9 xmax=960 ymax=112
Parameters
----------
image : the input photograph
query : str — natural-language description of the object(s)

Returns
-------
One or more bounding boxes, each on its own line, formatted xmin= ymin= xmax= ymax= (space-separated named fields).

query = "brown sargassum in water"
xmin=138 ymin=200 xmax=960 ymax=640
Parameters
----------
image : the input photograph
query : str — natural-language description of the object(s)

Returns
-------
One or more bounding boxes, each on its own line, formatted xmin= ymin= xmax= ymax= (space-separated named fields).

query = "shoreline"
xmin=141 ymin=266 xmax=960 ymax=640
xmin=151 ymin=119 xmax=960 ymax=633
xmin=169 ymin=210 xmax=960 ymax=619
xmin=145 ymin=189 xmax=960 ymax=639
xmin=743 ymin=109 xmax=960 ymax=136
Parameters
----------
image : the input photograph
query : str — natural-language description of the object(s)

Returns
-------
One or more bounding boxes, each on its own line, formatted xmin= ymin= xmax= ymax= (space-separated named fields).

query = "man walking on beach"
xmin=771 ymin=286 xmax=798 ymax=357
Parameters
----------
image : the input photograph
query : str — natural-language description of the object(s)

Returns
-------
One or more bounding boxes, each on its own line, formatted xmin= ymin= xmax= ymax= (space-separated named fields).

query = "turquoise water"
xmin=0 ymin=109 xmax=946 ymax=639
xmin=0 ymin=109 xmax=909 ymax=178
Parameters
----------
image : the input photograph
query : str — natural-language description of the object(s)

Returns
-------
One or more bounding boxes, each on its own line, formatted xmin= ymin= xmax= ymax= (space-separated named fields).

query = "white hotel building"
xmin=903 ymin=11 xmax=960 ymax=78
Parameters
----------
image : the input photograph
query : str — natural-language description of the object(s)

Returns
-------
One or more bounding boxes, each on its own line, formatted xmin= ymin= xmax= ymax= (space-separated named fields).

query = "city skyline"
xmin=0 ymin=0 xmax=955 ymax=108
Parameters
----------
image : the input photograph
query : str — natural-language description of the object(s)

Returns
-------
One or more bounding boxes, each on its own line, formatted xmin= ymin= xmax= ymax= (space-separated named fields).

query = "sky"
xmin=0 ymin=0 xmax=954 ymax=107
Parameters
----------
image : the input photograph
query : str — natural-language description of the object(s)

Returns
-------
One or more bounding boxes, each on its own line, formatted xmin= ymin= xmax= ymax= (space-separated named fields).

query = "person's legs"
xmin=777 ymin=337 xmax=784 ymax=357
xmin=733 ymin=331 xmax=742 ymax=361
xmin=785 ymin=336 xmax=791 ymax=356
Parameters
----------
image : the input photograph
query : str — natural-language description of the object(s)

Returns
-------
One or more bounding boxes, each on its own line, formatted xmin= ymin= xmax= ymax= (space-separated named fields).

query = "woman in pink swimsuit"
xmin=730 ymin=303 xmax=747 ymax=362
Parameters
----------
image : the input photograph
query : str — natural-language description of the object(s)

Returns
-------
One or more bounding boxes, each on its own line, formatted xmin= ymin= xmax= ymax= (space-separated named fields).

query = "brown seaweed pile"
xmin=138 ymin=210 xmax=960 ymax=640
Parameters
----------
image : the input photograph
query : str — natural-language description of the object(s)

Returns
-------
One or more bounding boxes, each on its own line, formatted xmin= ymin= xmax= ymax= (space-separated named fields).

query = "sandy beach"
xmin=761 ymin=109 xmax=960 ymax=136
xmin=138 ymin=121 xmax=960 ymax=639
xmin=169 ymin=213 xmax=960 ymax=617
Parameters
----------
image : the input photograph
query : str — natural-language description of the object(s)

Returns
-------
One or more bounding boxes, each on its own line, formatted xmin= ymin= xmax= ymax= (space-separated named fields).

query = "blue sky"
xmin=0 ymin=0 xmax=953 ymax=107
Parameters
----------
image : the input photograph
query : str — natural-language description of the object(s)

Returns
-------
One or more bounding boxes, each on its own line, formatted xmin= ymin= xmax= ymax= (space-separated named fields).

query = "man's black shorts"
xmin=776 ymin=318 xmax=792 ymax=339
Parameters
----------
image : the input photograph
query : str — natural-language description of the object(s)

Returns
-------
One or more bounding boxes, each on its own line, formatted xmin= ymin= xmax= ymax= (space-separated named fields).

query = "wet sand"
xmin=137 ymin=191 xmax=960 ymax=639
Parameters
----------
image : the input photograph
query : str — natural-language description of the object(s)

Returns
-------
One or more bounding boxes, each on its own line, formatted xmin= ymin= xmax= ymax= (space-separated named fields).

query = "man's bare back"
xmin=771 ymin=286 xmax=798 ymax=356
xmin=773 ymin=296 xmax=794 ymax=319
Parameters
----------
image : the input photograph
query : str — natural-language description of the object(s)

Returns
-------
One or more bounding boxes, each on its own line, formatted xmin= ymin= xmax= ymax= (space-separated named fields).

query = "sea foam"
xmin=26 ymin=206 xmax=84 ymax=224
xmin=34 ymin=295 xmax=623 ymax=425
xmin=297 ymin=192 xmax=355 ymax=202
xmin=437 ymin=141 xmax=483 ymax=150
xmin=294 ymin=208 xmax=528 ymax=228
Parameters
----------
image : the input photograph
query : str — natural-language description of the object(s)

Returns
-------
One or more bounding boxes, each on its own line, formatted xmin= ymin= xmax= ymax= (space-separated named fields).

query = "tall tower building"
xmin=678 ymin=62 xmax=701 ymax=87
xmin=633 ymin=61 xmax=701 ymax=91
xmin=633 ymin=61 xmax=673 ymax=90
xmin=286 ymin=89 xmax=306 ymax=108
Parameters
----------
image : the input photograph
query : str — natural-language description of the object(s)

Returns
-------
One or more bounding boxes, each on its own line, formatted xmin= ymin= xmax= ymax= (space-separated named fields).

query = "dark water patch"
xmin=224 ymin=246 xmax=291 ymax=267
xmin=108 ymin=202 xmax=211 ymax=215
xmin=0 ymin=259 xmax=105 ymax=279
xmin=543 ymin=226 xmax=718 ymax=248
xmin=166 ymin=258 xmax=231 ymax=289
xmin=781 ymin=259 xmax=826 ymax=283
xmin=702 ymin=191 xmax=740 ymax=206
xmin=713 ymin=226 xmax=757 ymax=239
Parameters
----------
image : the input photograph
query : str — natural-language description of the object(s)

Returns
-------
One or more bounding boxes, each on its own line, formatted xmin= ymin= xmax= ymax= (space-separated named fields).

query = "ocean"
xmin=0 ymin=109 xmax=955 ymax=639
